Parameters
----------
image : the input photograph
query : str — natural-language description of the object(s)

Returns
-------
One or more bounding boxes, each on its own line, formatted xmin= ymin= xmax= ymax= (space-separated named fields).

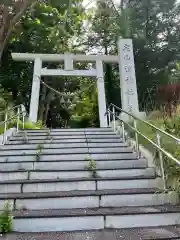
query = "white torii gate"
xmin=11 ymin=38 xmax=142 ymax=128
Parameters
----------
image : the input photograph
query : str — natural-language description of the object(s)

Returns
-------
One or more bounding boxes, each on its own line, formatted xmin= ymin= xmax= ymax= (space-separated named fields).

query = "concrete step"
xmin=17 ymin=131 xmax=115 ymax=136
xmin=0 ymin=142 xmax=128 ymax=150
xmin=89 ymin=147 xmax=133 ymax=153
xmin=0 ymin=148 xmax=88 ymax=156
xmin=20 ymin=128 xmax=113 ymax=133
xmin=14 ymin=132 xmax=119 ymax=139
xmin=10 ymin=135 xmax=121 ymax=141
xmin=17 ymin=132 xmax=85 ymax=136
xmin=6 ymin=139 xmax=87 ymax=144
xmin=0 ymin=159 xmax=148 ymax=171
xmin=0 ymin=189 xmax=177 ymax=211
xmin=3 ymin=226 xmax=180 ymax=240
xmin=0 ymin=177 xmax=163 ymax=193
xmin=90 ymin=153 xmax=137 ymax=160
xmin=10 ymin=135 xmax=87 ymax=140
xmin=97 ymin=178 xmax=163 ymax=190
xmin=0 ymin=153 xmax=138 ymax=162
xmin=0 ymin=147 xmax=133 ymax=156
xmin=0 ymin=168 xmax=156 ymax=181
xmin=11 ymin=206 xmax=180 ymax=232
xmin=6 ymin=138 xmax=124 ymax=144
xmin=83 ymin=128 xmax=113 ymax=132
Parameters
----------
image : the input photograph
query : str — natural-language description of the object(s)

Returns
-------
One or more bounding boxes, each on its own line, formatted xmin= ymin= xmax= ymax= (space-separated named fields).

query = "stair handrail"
xmin=106 ymin=103 xmax=180 ymax=190
xmin=0 ymin=104 xmax=27 ymax=144
xmin=0 ymin=104 xmax=23 ymax=116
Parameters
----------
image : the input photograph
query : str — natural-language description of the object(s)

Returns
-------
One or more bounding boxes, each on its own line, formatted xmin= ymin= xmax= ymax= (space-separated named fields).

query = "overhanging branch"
xmin=0 ymin=0 xmax=37 ymax=60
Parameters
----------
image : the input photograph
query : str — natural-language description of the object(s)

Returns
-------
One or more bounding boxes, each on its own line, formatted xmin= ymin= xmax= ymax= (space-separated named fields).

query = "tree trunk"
xmin=121 ymin=0 xmax=125 ymax=9
xmin=105 ymin=63 xmax=114 ymax=104
xmin=39 ymin=84 xmax=47 ymax=121
xmin=0 ymin=51 xmax=3 ymax=63
xmin=43 ymin=91 xmax=54 ymax=125
xmin=104 ymin=45 xmax=114 ymax=105
xmin=0 ymin=0 xmax=36 ymax=63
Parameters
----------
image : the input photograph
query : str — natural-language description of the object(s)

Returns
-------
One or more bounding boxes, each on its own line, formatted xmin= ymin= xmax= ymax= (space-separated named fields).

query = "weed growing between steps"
xmin=0 ymin=202 xmax=13 ymax=234
xmin=85 ymin=157 xmax=98 ymax=178
xmin=36 ymin=144 xmax=44 ymax=161
xmin=46 ymin=130 xmax=52 ymax=140
xmin=22 ymin=131 xmax=28 ymax=144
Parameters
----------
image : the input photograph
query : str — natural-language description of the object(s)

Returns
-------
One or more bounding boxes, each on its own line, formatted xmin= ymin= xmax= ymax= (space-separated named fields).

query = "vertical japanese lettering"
xmin=124 ymin=64 xmax=132 ymax=73
xmin=123 ymin=44 xmax=131 ymax=52
xmin=124 ymin=54 xmax=131 ymax=61
xmin=125 ymin=76 xmax=134 ymax=84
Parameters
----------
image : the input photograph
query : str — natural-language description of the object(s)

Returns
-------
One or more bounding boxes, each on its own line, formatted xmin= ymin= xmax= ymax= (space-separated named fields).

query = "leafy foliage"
xmin=130 ymin=113 xmax=180 ymax=191
xmin=70 ymin=80 xmax=99 ymax=128
xmin=157 ymin=84 xmax=180 ymax=116
xmin=0 ymin=201 xmax=13 ymax=234
xmin=18 ymin=120 xmax=43 ymax=130
xmin=0 ymin=0 xmax=36 ymax=60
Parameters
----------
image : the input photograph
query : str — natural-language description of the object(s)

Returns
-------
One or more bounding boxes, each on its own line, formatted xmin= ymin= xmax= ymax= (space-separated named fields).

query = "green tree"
xmin=86 ymin=0 xmax=121 ymax=106
xmin=86 ymin=0 xmax=180 ymax=110
xmin=127 ymin=0 xmax=180 ymax=109
xmin=0 ymin=0 xmax=89 ymax=127
xmin=0 ymin=0 xmax=37 ymax=61
xmin=70 ymin=79 xmax=99 ymax=128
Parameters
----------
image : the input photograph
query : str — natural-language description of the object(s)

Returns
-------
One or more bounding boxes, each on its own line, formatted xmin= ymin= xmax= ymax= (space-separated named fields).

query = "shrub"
xmin=147 ymin=110 xmax=165 ymax=120
xmin=18 ymin=120 xmax=43 ymax=130
xmin=130 ymin=114 xmax=180 ymax=191
xmin=0 ymin=201 xmax=13 ymax=234
xmin=157 ymin=84 xmax=180 ymax=116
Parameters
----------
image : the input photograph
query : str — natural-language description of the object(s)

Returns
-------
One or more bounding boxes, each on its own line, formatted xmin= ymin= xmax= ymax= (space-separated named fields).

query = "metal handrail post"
xmin=23 ymin=114 xmax=25 ymax=130
xmin=109 ymin=103 xmax=180 ymax=143
xmin=156 ymin=133 xmax=166 ymax=190
xmin=112 ymin=106 xmax=116 ymax=131
xmin=17 ymin=107 xmax=20 ymax=132
xmin=3 ymin=112 xmax=8 ymax=144
xmin=134 ymin=119 xmax=140 ymax=158
xmin=121 ymin=121 xmax=125 ymax=141
xmin=107 ymin=108 xmax=111 ymax=127
xmin=0 ymin=104 xmax=26 ymax=145
xmin=105 ymin=104 xmax=180 ymax=166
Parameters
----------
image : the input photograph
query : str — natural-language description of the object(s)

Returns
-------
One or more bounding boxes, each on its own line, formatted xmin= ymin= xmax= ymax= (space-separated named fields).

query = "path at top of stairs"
xmin=3 ymin=226 xmax=180 ymax=240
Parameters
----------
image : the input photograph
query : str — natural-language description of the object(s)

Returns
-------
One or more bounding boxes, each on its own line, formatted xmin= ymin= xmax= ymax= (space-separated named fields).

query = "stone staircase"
xmin=1 ymin=128 xmax=180 ymax=239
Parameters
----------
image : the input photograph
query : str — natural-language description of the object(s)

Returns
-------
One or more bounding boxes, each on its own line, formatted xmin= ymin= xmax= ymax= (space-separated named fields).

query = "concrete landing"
xmin=2 ymin=226 xmax=180 ymax=239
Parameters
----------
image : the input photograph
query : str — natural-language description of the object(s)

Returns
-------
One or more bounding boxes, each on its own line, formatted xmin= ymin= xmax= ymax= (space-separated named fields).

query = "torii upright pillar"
xmin=96 ymin=60 xmax=108 ymax=127
xmin=29 ymin=58 xmax=42 ymax=123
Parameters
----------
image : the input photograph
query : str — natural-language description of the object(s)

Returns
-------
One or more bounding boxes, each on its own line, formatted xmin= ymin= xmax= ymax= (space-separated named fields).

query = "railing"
xmin=106 ymin=103 xmax=180 ymax=190
xmin=0 ymin=104 xmax=26 ymax=144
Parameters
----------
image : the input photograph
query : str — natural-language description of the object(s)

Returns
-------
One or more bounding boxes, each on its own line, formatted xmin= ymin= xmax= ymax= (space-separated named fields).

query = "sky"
xmin=83 ymin=0 xmax=120 ymax=9
xmin=83 ymin=0 xmax=180 ymax=8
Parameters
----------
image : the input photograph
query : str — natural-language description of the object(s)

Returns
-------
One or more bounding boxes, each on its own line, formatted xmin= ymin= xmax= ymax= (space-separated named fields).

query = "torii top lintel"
xmin=11 ymin=53 xmax=119 ymax=63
